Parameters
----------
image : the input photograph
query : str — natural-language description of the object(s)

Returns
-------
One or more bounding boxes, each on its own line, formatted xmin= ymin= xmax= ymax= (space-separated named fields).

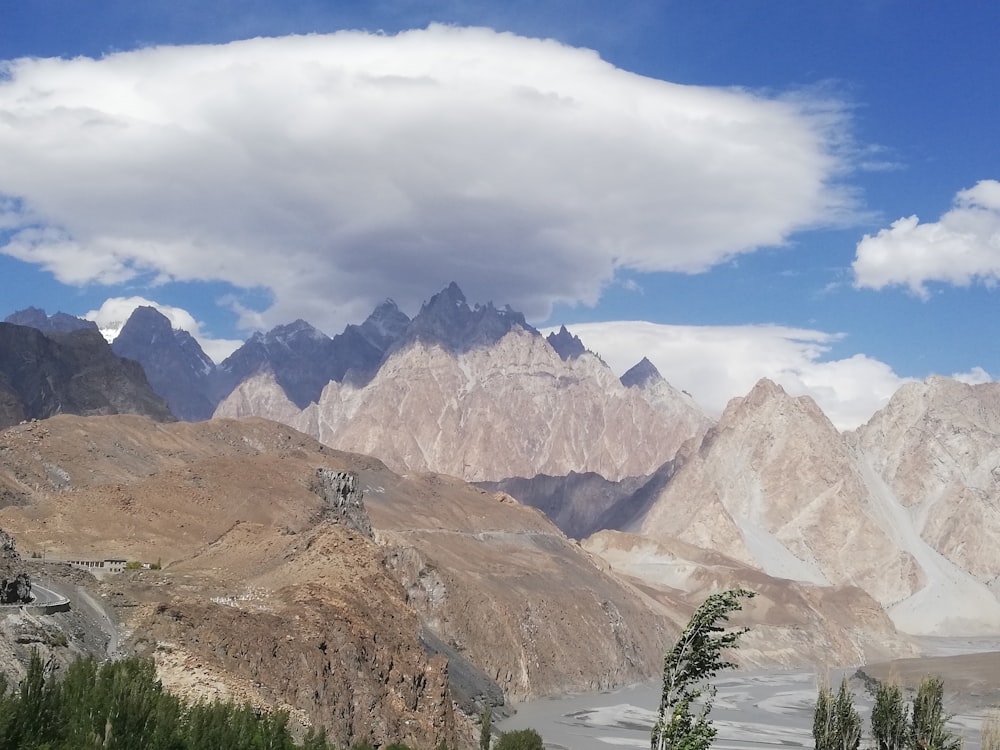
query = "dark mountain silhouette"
xmin=216 ymin=302 xmax=412 ymax=409
xmin=0 ymin=323 xmax=173 ymax=428
xmin=4 ymin=307 xmax=98 ymax=334
xmin=112 ymin=306 xmax=217 ymax=421
xmin=546 ymin=325 xmax=587 ymax=361
xmin=620 ymin=357 xmax=663 ymax=388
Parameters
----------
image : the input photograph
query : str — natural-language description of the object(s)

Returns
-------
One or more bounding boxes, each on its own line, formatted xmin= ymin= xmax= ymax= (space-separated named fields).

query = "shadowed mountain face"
xmin=620 ymin=357 xmax=661 ymax=388
xmin=112 ymin=306 xmax=218 ymax=421
xmin=545 ymin=325 xmax=587 ymax=361
xmin=478 ymin=458 xmax=681 ymax=541
xmin=216 ymin=301 xmax=411 ymax=408
xmin=478 ymin=471 xmax=651 ymax=540
xmin=0 ymin=323 xmax=174 ymax=428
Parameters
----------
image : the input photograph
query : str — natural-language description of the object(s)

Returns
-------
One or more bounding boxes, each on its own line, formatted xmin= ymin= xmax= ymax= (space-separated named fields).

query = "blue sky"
xmin=1 ymin=1 xmax=998 ymax=427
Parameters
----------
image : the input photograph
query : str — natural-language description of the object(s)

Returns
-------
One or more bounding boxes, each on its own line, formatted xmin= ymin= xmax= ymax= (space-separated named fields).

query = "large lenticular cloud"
xmin=0 ymin=25 xmax=854 ymax=331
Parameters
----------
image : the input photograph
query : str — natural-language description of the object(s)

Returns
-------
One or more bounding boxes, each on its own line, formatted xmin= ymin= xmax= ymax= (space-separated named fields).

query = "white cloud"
xmin=0 ymin=26 xmax=855 ymax=334
xmin=853 ymin=179 xmax=1000 ymax=297
xmin=84 ymin=296 xmax=242 ymax=363
xmin=952 ymin=366 xmax=993 ymax=385
xmin=554 ymin=320 xmax=912 ymax=430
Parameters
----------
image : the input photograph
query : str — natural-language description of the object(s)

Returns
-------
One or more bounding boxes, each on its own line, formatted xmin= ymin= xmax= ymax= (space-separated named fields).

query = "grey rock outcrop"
xmin=0 ymin=528 xmax=31 ymax=605
xmin=0 ymin=572 xmax=31 ymax=604
xmin=312 ymin=469 xmax=372 ymax=538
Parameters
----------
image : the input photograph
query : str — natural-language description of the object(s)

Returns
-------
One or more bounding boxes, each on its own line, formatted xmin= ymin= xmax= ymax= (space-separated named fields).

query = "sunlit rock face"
xmin=852 ymin=377 xmax=1000 ymax=584
xmin=219 ymin=326 xmax=709 ymax=482
xmin=638 ymin=376 xmax=1000 ymax=636
xmin=216 ymin=283 xmax=709 ymax=482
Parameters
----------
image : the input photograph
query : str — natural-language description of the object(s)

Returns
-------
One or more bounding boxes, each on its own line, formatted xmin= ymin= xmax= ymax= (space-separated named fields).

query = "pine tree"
xmin=650 ymin=588 xmax=755 ymax=750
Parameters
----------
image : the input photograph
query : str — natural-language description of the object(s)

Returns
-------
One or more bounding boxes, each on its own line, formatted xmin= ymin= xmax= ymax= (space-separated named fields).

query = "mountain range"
xmin=3 ymin=283 xmax=1000 ymax=740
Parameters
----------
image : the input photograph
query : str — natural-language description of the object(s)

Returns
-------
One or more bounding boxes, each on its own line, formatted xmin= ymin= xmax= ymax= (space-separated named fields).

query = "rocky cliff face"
xmin=219 ymin=328 xmax=709 ymax=482
xmin=0 ymin=323 xmax=174 ymax=428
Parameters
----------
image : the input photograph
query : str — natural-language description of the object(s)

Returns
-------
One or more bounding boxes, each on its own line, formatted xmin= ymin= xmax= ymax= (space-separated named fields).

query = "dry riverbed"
xmin=499 ymin=638 xmax=1000 ymax=750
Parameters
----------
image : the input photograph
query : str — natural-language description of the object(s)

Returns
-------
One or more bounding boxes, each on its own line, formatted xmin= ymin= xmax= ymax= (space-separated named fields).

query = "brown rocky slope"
xmin=0 ymin=414 xmax=673 ymax=746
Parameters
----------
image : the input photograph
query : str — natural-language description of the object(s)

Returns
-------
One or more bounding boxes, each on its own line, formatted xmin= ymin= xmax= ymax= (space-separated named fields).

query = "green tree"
xmin=480 ymin=705 xmax=493 ymax=750
xmin=909 ymin=676 xmax=960 ymax=750
xmin=650 ymin=588 xmax=755 ymax=750
xmin=813 ymin=682 xmax=834 ymax=750
xmin=833 ymin=678 xmax=861 ymax=750
xmin=495 ymin=728 xmax=544 ymax=750
xmin=871 ymin=680 xmax=909 ymax=750
xmin=813 ymin=678 xmax=860 ymax=750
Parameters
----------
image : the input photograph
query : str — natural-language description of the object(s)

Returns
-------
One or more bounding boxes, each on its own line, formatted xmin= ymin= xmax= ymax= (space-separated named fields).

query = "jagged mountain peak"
xmin=112 ymin=306 xmax=216 ymax=421
xmin=119 ymin=305 xmax=172 ymax=334
xmin=546 ymin=325 xmax=588 ymax=361
xmin=265 ymin=319 xmax=330 ymax=345
xmin=620 ymin=357 xmax=662 ymax=388
xmin=358 ymin=299 xmax=410 ymax=351
xmin=400 ymin=282 xmax=536 ymax=353
xmin=721 ymin=377 xmax=832 ymax=430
